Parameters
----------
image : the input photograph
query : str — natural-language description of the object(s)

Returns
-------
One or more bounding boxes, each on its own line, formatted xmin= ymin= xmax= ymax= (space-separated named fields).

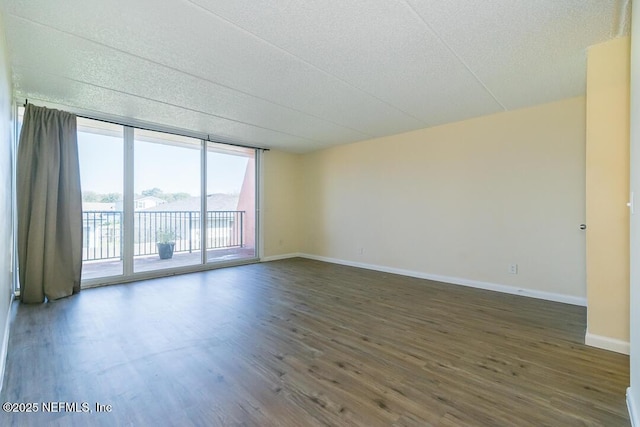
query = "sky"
xmin=77 ymin=131 xmax=250 ymax=197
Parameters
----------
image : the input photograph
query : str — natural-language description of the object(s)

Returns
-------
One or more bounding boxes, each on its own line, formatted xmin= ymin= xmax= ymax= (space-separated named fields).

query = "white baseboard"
xmin=629 ymin=388 xmax=639 ymax=427
xmin=0 ymin=298 xmax=13 ymax=395
xmin=261 ymin=253 xmax=301 ymax=262
xmin=297 ymin=253 xmax=587 ymax=307
xmin=585 ymin=332 xmax=630 ymax=355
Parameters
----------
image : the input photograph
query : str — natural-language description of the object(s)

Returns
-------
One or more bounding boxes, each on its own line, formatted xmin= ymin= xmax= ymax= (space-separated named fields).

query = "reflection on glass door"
xmin=133 ymin=130 xmax=201 ymax=273
xmin=77 ymin=118 xmax=125 ymax=280
xmin=206 ymin=142 xmax=256 ymax=263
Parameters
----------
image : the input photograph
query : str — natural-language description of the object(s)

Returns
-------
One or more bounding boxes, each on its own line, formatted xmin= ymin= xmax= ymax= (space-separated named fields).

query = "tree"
xmin=100 ymin=193 xmax=122 ymax=203
xmin=142 ymin=188 xmax=163 ymax=198
xmin=82 ymin=191 xmax=100 ymax=202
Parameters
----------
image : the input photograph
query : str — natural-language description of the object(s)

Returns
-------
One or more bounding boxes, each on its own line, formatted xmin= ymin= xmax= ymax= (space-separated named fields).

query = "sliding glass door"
xmin=75 ymin=119 xmax=258 ymax=285
xmin=77 ymin=118 xmax=125 ymax=281
xmin=206 ymin=142 xmax=256 ymax=263
xmin=133 ymin=130 xmax=202 ymax=273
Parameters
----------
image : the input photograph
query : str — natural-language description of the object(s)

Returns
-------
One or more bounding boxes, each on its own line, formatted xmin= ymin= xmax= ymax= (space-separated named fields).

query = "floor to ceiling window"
xmin=206 ymin=142 xmax=256 ymax=263
xmin=133 ymin=129 xmax=202 ymax=273
xmin=77 ymin=118 xmax=125 ymax=281
xmin=21 ymin=106 xmax=262 ymax=286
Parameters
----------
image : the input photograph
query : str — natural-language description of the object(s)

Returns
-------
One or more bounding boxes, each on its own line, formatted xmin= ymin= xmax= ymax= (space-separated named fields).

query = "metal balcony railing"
xmin=82 ymin=210 xmax=245 ymax=261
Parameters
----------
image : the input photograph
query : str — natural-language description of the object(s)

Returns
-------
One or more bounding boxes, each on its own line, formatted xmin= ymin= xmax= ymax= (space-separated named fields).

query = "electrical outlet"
xmin=509 ymin=264 xmax=518 ymax=274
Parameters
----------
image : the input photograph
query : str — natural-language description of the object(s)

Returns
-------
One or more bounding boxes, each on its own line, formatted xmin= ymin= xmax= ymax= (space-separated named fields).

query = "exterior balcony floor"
xmin=81 ymin=247 xmax=256 ymax=281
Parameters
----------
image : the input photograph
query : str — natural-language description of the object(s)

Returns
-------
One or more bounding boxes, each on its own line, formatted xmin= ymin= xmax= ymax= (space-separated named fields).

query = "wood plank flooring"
xmin=0 ymin=258 xmax=630 ymax=426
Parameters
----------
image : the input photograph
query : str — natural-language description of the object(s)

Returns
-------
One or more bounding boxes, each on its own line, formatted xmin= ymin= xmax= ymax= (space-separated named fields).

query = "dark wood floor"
xmin=0 ymin=258 xmax=630 ymax=426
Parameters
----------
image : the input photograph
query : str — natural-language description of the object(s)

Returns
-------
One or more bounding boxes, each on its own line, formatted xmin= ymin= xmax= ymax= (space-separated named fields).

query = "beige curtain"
xmin=17 ymin=104 xmax=82 ymax=303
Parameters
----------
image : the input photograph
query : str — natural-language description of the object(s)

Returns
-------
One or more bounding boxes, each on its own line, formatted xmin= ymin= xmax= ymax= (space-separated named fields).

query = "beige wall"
xmin=262 ymin=150 xmax=302 ymax=258
xmin=629 ymin=1 xmax=640 ymax=412
xmin=585 ymin=37 xmax=630 ymax=344
xmin=0 ymin=13 xmax=14 ymax=386
xmin=300 ymin=97 xmax=587 ymax=299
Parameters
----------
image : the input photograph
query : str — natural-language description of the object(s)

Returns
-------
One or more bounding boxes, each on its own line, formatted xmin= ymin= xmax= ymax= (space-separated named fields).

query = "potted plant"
xmin=156 ymin=228 xmax=176 ymax=260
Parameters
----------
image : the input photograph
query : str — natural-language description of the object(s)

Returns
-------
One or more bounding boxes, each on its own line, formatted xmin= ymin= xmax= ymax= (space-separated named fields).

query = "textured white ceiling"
xmin=0 ymin=0 xmax=629 ymax=152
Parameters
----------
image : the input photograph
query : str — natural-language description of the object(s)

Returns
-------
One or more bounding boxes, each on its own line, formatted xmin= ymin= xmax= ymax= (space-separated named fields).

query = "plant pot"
xmin=157 ymin=242 xmax=175 ymax=260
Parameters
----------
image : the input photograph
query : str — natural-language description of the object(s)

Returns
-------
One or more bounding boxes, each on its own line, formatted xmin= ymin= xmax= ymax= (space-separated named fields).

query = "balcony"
xmin=82 ymin=210 xmax=254 ymax=280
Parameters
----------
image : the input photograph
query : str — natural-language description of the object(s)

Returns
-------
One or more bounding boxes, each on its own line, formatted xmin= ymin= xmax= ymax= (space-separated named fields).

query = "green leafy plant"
xmin=156 ymin=228 xmax=176 ymax=244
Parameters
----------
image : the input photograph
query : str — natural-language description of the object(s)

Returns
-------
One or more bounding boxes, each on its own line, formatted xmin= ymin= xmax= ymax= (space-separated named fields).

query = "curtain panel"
xmin=17 ymin=104 xmax=82 ymax=303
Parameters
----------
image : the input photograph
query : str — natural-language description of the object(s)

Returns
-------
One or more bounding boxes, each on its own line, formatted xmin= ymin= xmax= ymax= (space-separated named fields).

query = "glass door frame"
xmin=81 ymin=126 xmax=260 ymax=288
